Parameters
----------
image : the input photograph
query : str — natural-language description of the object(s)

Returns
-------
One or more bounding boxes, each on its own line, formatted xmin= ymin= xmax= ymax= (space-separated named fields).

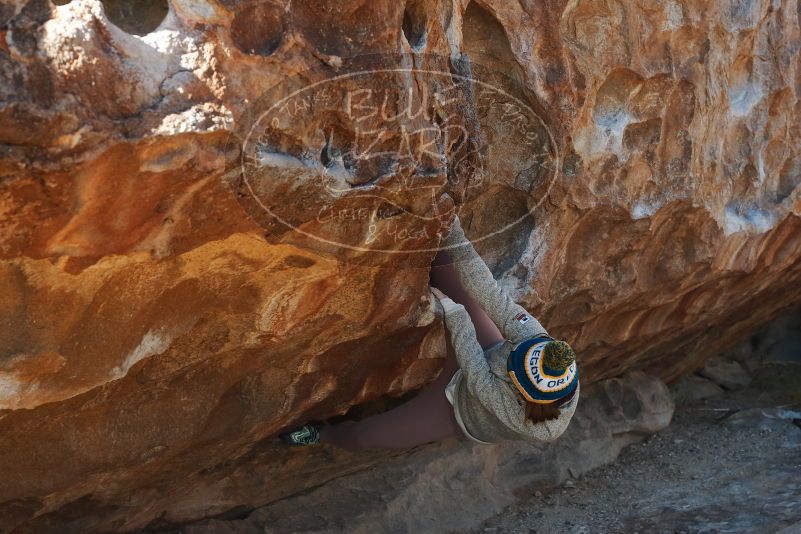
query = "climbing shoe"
xmin=280 ymin=424 xmax=321 ymax=446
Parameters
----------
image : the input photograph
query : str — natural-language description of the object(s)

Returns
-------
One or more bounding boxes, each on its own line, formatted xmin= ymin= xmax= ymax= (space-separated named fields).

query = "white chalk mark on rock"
xmin=0 ymin=375 xmax=22 ymax=409
xmin=723 ymin=203 xmax=775 ymax=236
xmin=113 ymin=330 xmax=173 ymax=379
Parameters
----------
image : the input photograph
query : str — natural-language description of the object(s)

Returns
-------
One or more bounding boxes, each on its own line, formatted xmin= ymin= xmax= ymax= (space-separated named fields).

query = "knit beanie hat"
xmin=507 ymin=336 xmax=579 ymax=404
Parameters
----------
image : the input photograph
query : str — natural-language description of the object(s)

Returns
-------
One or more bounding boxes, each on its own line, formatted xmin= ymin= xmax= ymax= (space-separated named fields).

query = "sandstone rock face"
xmin=0 ymin=0 xmax=800 ymax=531
xmin=700 ymin=357 xmax=752 ymax=390
xmin=184 ymin=372 xmax=675 ymax=534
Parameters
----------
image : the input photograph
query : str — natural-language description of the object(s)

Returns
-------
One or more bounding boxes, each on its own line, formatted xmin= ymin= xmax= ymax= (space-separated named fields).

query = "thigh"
xmin=323 ymin=376 xmax=462 ymax=450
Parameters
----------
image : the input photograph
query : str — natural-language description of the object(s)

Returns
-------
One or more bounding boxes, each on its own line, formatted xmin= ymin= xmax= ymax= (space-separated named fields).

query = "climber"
xmin=280 ymin=215 xmax=580 ymax=448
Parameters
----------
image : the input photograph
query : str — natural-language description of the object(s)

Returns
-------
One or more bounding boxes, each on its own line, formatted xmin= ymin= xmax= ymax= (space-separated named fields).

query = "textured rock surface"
xmin=181 ymin=372 xmax=674 ymax=534
xmin=1 ymin=0 xmax=800 ymax=531
xmin=700 ymin=357 xmax=752 ymax=389
xmin=671 ymin=373 xmax=726 ymax=403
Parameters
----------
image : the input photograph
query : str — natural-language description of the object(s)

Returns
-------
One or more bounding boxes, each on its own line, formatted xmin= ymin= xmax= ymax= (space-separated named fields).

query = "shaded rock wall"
xmin=182 ymin=372 xmax=675 ymax=534
xmin=0 ymin=0 xmax=800 ymax=531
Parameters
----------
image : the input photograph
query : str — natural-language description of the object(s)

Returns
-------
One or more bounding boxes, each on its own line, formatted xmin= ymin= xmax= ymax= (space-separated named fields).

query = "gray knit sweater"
xmin=436 ymin=216 xmax=580 ymax=444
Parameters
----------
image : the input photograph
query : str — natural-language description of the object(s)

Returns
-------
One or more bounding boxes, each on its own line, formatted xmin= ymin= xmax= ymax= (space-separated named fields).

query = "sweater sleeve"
xmin=439 ymin=298 xmax=529 ymax=432
xmin=443 ymin=216 xmax=547 ymax=345
xmin=438 ymin=297 xmax=489 ymax=380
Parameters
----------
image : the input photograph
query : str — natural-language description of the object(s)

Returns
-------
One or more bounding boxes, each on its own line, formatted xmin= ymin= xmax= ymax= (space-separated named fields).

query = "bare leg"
xmin=430 ymin=250 xmax=504 ymax=350
xmin=320 ymin=350 xmax=462 ymax=450
xmin=319 ymin=250 xmax=502 ymax=451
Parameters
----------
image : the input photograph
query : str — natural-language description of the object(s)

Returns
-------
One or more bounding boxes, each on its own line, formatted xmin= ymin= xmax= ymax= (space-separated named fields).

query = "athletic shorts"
xmin=445 ymin=372 xmax=494 ymax=446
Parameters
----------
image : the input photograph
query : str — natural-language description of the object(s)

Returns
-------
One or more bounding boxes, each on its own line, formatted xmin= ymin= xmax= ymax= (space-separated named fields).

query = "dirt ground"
xmin=475 ymin=363 xmax=801 ymax=534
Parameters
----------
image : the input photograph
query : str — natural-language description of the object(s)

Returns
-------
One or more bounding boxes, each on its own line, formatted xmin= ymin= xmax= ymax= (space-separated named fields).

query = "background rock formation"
xmin=184 ymin=372 xmax=676 ymax=534
xmin=0 ymin=0 xmax=799 ymax=531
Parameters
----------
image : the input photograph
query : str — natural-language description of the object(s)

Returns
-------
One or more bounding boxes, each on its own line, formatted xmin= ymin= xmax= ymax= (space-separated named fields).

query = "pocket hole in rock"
xmin=231 ymin=2 xmax=285 ymax=56
xmin=402 ymin=0 xmax=427 ymax=51
xmin=377 ymin=202 xmax=405 ymax=220
xmin=100 ymin=0 xmax=168 ymax=36
xmin=51 ymin=0 xmax=72 ymax=5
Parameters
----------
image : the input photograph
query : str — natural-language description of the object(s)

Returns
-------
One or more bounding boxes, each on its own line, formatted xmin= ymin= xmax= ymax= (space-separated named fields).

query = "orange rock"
xmin=0 ymin=0 xmax=800 ymax=531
